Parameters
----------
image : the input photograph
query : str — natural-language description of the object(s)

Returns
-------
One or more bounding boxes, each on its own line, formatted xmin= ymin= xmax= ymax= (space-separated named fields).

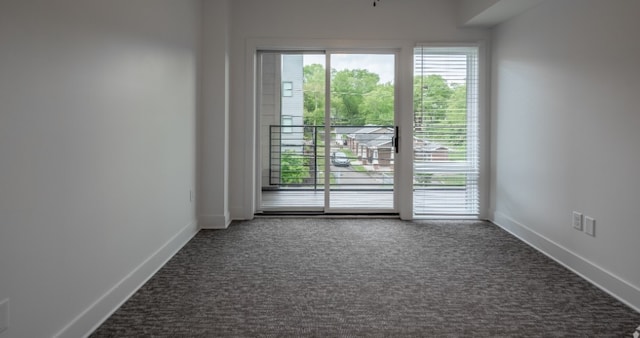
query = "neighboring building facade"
xmin=260 ymin=54 xmax=305 ymax=188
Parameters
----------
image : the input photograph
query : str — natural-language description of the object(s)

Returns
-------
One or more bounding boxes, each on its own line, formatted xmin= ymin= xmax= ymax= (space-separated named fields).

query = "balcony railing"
xmin=267 ymin=125 xmax=395 ymax=191
xmin=266 ymin=124 xmax=475 ymax=192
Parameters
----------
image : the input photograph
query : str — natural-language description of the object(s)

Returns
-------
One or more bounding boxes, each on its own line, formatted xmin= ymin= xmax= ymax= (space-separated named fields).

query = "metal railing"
xmin=267 ymin=125 xmax=395 ymax=191
xmin=266 ymin=124 xmax=475 ymax=193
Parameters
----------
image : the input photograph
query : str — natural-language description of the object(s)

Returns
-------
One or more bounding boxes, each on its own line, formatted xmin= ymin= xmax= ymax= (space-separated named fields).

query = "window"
xmin=282 ymin=81 xmax=293 ymax=97
xmin=413 ymin=45 xmax=480 ymax=217
xmin=281 ymin=115 xmax=293 ymax=133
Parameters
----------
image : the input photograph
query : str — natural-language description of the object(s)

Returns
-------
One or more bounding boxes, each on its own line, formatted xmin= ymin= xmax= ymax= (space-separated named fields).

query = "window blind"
xmin=413 ymin=46 xmax=480 ymax=217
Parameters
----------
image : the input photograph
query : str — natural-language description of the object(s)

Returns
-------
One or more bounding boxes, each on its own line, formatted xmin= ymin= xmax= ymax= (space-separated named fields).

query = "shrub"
xmin=281 ymin=150 xmax=309 ymax=184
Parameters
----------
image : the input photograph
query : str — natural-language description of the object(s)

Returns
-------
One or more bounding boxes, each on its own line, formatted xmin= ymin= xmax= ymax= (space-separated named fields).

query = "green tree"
xmin=444 ymin=84 xmax=467 ymax=148
xmin=413 ymin=75 xmax=453 ymax=123
xmin=303 ymin=64 xmax=325 ymax=126
xmin=304 ymin=66 xmax=395 ymax=127
xmin=361 ymin=83 xmax=394 ymax=125
xmin=280 ymin=150 xmax=309 ymax=184
xmin=424 ymin=83 xmax=467 ymax=158
xmin=331 ymin=69 xmax=380 ymax=125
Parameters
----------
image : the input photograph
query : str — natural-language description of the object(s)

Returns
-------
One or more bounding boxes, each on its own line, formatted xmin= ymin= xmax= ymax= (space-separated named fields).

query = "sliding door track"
xmin=255 ymin=211 xmax=400 ymax=218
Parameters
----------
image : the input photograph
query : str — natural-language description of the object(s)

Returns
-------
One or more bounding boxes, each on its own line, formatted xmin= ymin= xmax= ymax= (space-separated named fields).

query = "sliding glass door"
xmin=257 ymin=51 xmax=398 ymax=213
xmin=326 ymin=53 xmax=396 ymax=212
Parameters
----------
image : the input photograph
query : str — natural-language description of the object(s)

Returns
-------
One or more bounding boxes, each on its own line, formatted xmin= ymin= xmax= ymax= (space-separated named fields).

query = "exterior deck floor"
xmin=260 ymin=189 xmax=477 ymax=216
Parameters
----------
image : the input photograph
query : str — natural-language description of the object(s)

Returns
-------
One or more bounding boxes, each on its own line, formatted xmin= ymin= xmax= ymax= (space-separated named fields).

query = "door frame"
xmin=246 ymin=38 xmax=416 ymax=220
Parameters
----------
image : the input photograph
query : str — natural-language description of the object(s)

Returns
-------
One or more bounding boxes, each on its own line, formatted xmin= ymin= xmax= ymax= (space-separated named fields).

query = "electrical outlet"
xmin=0 ymin=298 xmax=9 ymax=334
xmin=572 ymin=211 xmax=583 ymax=230
xmin=190 ymin=190 xmax=194 ymax=202
xmin=585 ymin=216 xmax=595 ymax=236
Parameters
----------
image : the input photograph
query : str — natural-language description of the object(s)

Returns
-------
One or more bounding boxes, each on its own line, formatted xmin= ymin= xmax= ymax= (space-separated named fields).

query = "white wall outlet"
xmin=585 ymin=216 xmax=595 ymax=236
xmin=190 ymin=190 xmax=194 ymax=202
xmin=0 ymin=298 xmax=9 ymax=334
xmin=572 ymin=211 xmax=583 ymax=230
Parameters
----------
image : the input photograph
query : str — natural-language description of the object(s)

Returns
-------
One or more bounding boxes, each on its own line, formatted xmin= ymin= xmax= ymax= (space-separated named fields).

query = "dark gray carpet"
xmin=91 ymin=218 xmax=640 ymax=337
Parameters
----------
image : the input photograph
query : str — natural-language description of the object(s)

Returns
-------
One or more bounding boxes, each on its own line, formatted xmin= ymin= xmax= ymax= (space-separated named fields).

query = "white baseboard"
xmin=230 ymin=206 xmax=251 ymax=221
xmin=491 ymin=210 xmax=640 ymax=313
xmin=199 ymin=212 xmax=231 ymax=229
xmin=54 ymin=221 xmax=200 ymax=338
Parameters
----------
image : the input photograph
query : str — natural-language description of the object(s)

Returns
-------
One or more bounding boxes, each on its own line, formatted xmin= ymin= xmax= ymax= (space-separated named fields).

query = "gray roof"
xmin=335 ymin=126 xmax=365 ymax=135
xmin=348 ymin=127 xmax=394 ymax=148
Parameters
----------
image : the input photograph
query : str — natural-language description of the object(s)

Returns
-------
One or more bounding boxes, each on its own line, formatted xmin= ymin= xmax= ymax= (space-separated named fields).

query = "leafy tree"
xmin=444 ymin=84 xmax=467 ymax=148
xmin=360 ymin=83 xmax=394 ymax=125
xmin=413 ymin=75 xmax=472 ymax=157
xmin=331 ymin=69 xmax=379 ymax=125
xmin=280 ymin=150 xmax=309 ymax=184
xmin=413 ymin=75 xmax=453 ymax=123
xmin=303 ymin=65 xmax=396 ymax=127
xmin=303 ymin=64 xmax=325 ymax=126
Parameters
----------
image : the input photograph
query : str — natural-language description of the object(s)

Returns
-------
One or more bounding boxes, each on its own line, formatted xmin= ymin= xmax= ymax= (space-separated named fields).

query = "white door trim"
xmin=244 ymin=38 xmax=415 ymax=220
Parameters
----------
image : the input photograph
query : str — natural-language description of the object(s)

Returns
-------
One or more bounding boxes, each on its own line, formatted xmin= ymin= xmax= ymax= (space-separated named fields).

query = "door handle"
xmin=393 ymin=126 xmax=399 ymax=153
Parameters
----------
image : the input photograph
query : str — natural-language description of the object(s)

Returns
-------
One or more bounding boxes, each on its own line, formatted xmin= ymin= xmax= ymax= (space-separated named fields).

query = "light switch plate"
xmin=585 ymin=216 xmax=595 ymax=236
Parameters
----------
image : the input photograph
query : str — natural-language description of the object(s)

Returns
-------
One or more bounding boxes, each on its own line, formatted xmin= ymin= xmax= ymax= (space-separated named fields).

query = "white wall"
xmin=491 ymin=0 xmax=640 ymax=310
xmin=225 ymin=0 xmax=491 ymax=218
xmin=199 ymin=0 xmax=231 ymax=229
xmin=0 ymin=0 xmax=200 ymax=336
xmin=457 ymin=0 xmax=500 ymax=25
xmin=457 ymin=0 xmax=546 ymax=27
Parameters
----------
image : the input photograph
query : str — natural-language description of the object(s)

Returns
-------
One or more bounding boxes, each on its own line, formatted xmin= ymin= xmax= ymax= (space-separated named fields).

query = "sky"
xmin=303 ymin=54 xmax=395 ymax=84
xmin=304 ymin=53 xmax=469 ymax=86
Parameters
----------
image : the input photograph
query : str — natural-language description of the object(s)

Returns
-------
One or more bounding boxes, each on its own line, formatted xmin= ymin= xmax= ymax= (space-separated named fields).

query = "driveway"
xmin=330 ymin=164 xmax=391 ymax=186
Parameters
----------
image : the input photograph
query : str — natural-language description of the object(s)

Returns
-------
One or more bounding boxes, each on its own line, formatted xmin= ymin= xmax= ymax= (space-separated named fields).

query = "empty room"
xmin=1 ymin=0 xmax=639 ymax=337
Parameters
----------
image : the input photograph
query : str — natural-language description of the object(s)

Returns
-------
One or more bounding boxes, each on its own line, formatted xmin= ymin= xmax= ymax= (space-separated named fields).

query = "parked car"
xmin=332 ymin=152 xmax=350 ymax=167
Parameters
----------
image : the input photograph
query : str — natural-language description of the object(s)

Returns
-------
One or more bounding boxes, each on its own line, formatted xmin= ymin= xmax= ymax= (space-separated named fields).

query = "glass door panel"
xmin=326 ymin=53 xmax=396 ymax=212
xmin=259 ymin=52 xmax=326 ymax=211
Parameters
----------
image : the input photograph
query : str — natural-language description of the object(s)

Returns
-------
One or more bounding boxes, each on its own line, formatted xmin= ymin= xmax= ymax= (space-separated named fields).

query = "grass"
xmin=432 ymin=174 xmax=466 ymax=186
